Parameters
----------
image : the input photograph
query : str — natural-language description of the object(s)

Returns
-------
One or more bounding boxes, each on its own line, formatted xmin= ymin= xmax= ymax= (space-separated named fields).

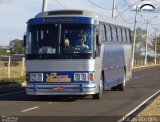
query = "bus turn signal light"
xmin=89 ymin=73 xmax=94 ymax=81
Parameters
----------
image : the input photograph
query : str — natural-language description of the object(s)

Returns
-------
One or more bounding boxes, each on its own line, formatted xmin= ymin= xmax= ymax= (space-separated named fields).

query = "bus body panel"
xmin=123 ymin=44 xmax=132 ymax=81
xmin=101 ymin=42 xmax=126 ymax=90
xmin=26 ymin=59 xmax=99 ymax=95
xmin=26 ymin=59 xmax=95 ymax=72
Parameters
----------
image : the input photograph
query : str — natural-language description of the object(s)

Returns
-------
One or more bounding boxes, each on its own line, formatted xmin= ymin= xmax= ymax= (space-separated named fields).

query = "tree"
xmin=153 ymin=36 xmax=160 ymax=54
xmin=131 ymin=28 xmax=146 ymax=59
xmin=131 ymin=27 xmax=153 ymax=60
xmin=131 ymin=28 xmax=146 ymax=52
xmin=9 ymin=39 xmax=24 ymax=54
xmin=0 ymin=47 xmax=6 ymax=56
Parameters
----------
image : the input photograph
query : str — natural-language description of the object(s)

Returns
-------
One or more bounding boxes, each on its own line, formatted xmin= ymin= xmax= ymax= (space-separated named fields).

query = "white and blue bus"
xmin=24 ymin=10 xmax=132 ymax=99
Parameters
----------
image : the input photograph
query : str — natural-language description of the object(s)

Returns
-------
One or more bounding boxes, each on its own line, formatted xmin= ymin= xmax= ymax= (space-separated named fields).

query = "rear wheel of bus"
xmin=118 ymin=73 xmax=126 ymax=91
xmin=111 ymin=70 xmax=126 ymax=91
xmin=38 ymin=95 xmax=48 ymax=100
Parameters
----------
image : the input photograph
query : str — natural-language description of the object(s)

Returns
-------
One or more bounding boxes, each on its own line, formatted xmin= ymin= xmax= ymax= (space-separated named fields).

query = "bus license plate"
xmin=53 ymin=86 xmax=64 ymax=91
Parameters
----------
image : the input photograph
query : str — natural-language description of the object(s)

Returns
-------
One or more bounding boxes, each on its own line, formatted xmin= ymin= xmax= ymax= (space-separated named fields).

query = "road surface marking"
xmin=0 ymin=91 xmax=25 ymax=97
xmin=21 ymin=106 xmax=39 ymax=113
xmin=48 ymin=102 xmax=52 ymax=104
xmin=118 ymin=90 xmax=160 ymax=122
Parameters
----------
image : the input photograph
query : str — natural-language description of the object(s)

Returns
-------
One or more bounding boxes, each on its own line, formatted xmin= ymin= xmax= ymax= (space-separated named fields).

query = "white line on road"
xmin=0 ymin=91 xmax=25 ymax=97
xmin=21 ymin=106 xmax=39 ymax=113
xmin=118 ymin=90 xmax=160 ymax=122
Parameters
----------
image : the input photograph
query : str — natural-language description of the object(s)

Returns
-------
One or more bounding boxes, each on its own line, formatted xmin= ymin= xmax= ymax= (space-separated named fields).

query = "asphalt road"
xmin=0 ymin=66 xmax=160 ymax=122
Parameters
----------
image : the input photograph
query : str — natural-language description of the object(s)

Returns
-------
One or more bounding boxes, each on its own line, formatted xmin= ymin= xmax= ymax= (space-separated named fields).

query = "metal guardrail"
xmin=133 ymin=60 xmax=160 ymax=67
xmin=0 ymin=57 xmax=25 ymax=79
xmin=0 ymin=57 xmax=159 ymax=79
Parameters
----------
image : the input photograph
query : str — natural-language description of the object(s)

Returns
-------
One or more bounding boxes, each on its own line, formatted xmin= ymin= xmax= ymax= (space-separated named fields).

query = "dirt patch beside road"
xmin=139 ymin=96 xmax=160 ymax=116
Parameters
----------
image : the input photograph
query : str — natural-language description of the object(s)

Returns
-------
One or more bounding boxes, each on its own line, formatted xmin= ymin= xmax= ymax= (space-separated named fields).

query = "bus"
xmin=24 ymin=10 xmax=132 ymax=99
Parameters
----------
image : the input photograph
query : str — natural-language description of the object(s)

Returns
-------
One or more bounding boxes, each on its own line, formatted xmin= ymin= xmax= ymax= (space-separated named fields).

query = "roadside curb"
xmin=132 ymin=65 xmax=160 ymax=73
xmin=132 ymin=64 xmax=160 ymax=71
xmin=118 ymin=90 xmax=160 ymax=122
xmin=0 ymin=84 xmax=25 ymax=95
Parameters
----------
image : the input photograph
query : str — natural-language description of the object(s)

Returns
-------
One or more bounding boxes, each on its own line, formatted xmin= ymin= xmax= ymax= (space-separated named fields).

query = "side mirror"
xmin=23 ymin=35 xmax=26 ymax=47
xmin=96 ymin=35 xmax=101 ymax=46
xmin=95 ymin=36 xmax=101 ymax=57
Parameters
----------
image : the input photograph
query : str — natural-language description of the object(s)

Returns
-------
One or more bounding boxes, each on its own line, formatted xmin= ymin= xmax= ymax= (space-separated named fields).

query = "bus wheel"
xmin=111 ymin=86 xmax=118 ymax=91
xmin=92 ymin=80 xmax=103 ymax=100
xmin=118 ymin=73 xmax=126 ymax=91
xmin=38 ymin=95 xmax=48 ymax=100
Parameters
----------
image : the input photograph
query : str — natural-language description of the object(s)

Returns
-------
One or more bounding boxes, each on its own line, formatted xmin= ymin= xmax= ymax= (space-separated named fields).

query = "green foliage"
xmin=4 ymin=61 xmax=19 ymax=67
xmin=131 ymin=27 xmax=154 ymax=55
xmin=0 ymin=76 xmax=25 ymax=85
xmin=0 ymin=47 xmax=7 ymax=56
xmin=9 ymin=39 xmax=24 ymax=54
xmin=131 ymin=28 xmax=147 ymax=43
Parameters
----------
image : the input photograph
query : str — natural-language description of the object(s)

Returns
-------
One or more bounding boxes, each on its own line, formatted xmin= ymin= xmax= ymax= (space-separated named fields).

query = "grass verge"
xmin=138 ymin=96 xmax=160 ymax=116
xmin=0 ymin=76 xmax=25 ymax=86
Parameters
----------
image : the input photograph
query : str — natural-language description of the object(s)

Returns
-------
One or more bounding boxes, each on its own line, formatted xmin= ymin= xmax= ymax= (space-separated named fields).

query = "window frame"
xmin=99 ymin=23 xmax=106 ymax=42
xmin=111 ymin=25 xmax=118 ymax=42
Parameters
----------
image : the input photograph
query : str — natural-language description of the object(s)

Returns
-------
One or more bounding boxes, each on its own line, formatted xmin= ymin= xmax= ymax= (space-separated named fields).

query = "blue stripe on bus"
xmin=27 ymin=71 xmax=95 ymax=83
xmin=27 ymin=82 xmax=94 ymax=84
xmin=27 ymin=81 xmax=96 ymax=85
xmin=27 ymin=17 xmax=96 ymax=25
xmin=27 ymin=86 xmax=96 ymax=90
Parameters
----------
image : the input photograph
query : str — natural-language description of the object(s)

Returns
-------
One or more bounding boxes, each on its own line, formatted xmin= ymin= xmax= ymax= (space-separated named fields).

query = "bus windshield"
xmin=26 ymin=24 xmax=93 ymax=55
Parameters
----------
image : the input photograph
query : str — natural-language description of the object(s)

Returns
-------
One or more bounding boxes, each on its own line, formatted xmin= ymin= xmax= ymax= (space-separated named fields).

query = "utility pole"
xmin=145 ymin=19 xmax=149 ymax=65
xmin=154 ymin=27 xmax=157 ymax=65
xmin=131 ymin=6 xmax=138 ymax=67
xmin=112 ymin=0 xmax=116 ymax=19
xmin=42 ymin=0 xmax=48 ymax=12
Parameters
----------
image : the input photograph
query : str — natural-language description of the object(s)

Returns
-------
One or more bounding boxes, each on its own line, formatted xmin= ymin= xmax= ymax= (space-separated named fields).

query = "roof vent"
xmin=48 ymin=10 xmax=83 ymax=16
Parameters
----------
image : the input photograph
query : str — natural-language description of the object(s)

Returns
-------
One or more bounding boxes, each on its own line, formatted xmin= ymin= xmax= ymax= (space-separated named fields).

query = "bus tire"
xmin=118 ymin=72 xmax=126 ymax=91
xmin=111 ymin=86 xmax=118 ymax=91
xmin=38 ymin=95 xmax=48 ymax=100
xmin=92 ymin=80 xmax=103 ymax=100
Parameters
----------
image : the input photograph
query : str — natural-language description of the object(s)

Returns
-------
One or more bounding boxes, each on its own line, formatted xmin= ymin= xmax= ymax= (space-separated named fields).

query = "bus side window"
xmin=117 ymin=27 xmax=122 ymax=42
xmin=111 ymin=25 xmax=117 ymax=42
xmin=122 ymin=28 xmax=127 ymax=42
xmin=99 ymin=24 xmax=106 ymax=42
xmin=96 ymin=30 xmax=101 ymax=57
xmin=126 ymin=29 xmax=130 ymax=43
xmin=105 ymin=24 xmax=112 ymax=41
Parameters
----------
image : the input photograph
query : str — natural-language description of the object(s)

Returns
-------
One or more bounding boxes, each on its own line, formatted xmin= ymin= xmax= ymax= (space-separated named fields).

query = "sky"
xmin=0 ymin=0 xmax=160 ymax=46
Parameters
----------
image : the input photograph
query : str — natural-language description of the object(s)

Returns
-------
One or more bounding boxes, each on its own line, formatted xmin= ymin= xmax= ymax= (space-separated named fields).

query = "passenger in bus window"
xmin=79 ymin=37 xmax=89 ymax=49
xmin=64 ymin=38 xmax=70 ymax=50
xmin=63 ymin=38 xmax=72 ymax=53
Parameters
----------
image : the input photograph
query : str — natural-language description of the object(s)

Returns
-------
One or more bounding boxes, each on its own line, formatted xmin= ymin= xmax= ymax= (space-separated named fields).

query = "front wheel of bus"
xmin=92 ymin=80 xmax=103 ymax=100
xmin=38 ymin=95 xmax=48 ymax=100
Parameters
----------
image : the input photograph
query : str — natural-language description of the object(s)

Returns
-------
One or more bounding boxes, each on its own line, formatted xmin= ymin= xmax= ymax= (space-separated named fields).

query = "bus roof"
xmin=35 ymin=10 xmax=128 ymax=28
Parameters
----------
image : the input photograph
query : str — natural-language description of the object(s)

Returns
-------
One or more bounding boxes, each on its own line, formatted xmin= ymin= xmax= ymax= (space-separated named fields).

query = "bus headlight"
xmin=30 ymin=73 xmax=43 ymax=82
xmin=74 ymin=73 xmax=88 ymax=81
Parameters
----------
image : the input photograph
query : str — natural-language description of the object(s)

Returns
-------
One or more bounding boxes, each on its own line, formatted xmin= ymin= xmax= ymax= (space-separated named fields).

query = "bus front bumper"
xmin=26 ymin=83 xmax=98 ymax=96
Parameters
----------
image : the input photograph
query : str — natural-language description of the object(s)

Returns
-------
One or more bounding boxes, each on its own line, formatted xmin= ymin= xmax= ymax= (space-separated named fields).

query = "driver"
xmin=79 ymin=37 xmax=89 ymax=49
